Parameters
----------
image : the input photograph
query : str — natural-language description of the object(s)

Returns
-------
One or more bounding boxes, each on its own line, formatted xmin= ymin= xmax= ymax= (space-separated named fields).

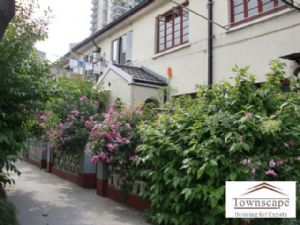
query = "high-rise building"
xmin=90 ymin=0 xmax=143 ymax=34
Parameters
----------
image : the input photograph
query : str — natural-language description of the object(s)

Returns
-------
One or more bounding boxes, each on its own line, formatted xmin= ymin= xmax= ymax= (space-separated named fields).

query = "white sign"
xmin=226 ymin=181 xmax=296 ymax=218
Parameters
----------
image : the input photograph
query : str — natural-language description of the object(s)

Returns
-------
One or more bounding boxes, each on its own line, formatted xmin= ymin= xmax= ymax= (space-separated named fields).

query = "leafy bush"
xmin=0 ymin=0 xmax=50 ymax=187
xmin=0 ymin=187 xmax=17 ymax=225
xmin=137 ymin=61 xmax=300 ymax=225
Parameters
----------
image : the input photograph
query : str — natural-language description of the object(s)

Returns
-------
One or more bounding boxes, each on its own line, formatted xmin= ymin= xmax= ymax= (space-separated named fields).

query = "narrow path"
xmin=7 ymin=161 xmax=150 ymax=225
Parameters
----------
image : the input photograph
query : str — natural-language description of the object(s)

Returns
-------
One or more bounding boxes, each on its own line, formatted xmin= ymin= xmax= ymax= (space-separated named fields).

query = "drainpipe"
xmin=208 ymin=0 xmax=213 ymax=86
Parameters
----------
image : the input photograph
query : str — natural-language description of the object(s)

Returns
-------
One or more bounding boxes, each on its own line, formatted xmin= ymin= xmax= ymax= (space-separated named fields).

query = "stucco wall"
xmin=98 ymin=69 xmax=131 ymax=107
xmin=74 ymin=0 xmax=300 ymax=95
xmin=131 ymin=84 xmax=162 ymax=107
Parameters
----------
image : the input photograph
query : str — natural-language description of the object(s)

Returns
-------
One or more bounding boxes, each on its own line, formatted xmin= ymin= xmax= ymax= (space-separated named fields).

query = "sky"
xmin=35 ymin=0 xmax=92 ymax=62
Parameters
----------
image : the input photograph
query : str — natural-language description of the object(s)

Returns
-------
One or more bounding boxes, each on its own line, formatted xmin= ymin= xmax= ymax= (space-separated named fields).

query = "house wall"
xmin=74 ymin=0 xmax=300 ymax=95
xmin=131 ymin=84 xmax=162 ymax=107
xmin=99 ymin=69 xmax=132 ymax=107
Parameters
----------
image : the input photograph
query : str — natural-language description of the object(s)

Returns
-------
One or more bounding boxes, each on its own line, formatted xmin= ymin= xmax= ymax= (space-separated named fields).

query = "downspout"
xmin=208 ymin=0 xmax=213 ymax=86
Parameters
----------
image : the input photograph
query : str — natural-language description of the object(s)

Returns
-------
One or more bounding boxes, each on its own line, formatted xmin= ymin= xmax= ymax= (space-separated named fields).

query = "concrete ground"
xmin=6 ymin=161 xmax=150 ymax=225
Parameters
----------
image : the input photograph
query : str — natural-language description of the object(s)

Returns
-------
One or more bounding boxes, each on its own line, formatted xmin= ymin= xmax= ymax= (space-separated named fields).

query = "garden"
xmin=20 ymin=61 xmax=300 ymax=225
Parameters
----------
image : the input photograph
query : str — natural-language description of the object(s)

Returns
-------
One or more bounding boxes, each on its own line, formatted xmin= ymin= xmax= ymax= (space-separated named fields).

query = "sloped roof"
xmin=114 ymin=64 xmax=167 ymax=87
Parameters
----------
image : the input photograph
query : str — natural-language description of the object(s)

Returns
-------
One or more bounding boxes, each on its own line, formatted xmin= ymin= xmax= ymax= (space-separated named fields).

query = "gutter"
xmin=70 ymin=0 xmax=153 ymax=53
xmin=208 ymin=0 xmax=213 ymax=86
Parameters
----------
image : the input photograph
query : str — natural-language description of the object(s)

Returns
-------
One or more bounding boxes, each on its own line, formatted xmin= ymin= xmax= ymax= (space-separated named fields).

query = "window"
xmin=230 ymin=0 xmax=287 ymax=24
xmin=156 ymin=4 xmax=189 ymax=53
xmin=111 ymin=31 xmax=133 ymax=64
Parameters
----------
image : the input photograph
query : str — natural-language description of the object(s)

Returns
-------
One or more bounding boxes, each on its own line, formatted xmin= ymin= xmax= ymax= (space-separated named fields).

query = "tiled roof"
xmin=114 ymin=64 xmax=167 ymax=86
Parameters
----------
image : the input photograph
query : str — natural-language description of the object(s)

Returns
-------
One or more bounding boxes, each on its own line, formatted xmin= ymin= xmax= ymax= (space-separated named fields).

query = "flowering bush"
xmin=89 ymin=105 xmax=144 ymax=193
xmin=137 ymin=61 xmax=300 ymax=225
xmin=49 ymin=96 xmax=102 ymax=154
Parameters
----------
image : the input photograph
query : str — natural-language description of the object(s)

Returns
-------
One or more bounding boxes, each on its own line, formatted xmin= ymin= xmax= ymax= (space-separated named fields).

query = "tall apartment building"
xmin=90 ymin=0 xmax=143 ymax=34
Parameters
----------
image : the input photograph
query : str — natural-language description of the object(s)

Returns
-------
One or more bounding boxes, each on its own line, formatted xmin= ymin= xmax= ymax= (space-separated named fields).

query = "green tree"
xmin=0 ymin=0 xmax=51 ymax=187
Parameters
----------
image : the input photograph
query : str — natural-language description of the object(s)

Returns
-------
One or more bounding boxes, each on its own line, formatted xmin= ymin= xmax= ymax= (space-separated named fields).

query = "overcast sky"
xmin=35 ymin=0 xmax=91 ymax=62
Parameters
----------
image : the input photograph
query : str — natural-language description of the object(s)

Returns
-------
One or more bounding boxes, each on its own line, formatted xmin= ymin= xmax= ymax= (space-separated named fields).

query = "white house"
xmin=64 ymin=0 xmax=300 ymax=107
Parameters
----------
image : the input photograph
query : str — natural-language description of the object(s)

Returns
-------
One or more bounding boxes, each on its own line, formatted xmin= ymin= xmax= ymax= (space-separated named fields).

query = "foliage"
xmin=137 ymin=61 xmax=300 ymax=225
xmin=47 ymin=77 xmax=106 ymax=123
xmin=89 ymin=105 xmax=144 ymax=194
xmin=0 ymin=0 xmax=51 ymax=187
xmin=0 ymin=188 xmax=17 ymax=225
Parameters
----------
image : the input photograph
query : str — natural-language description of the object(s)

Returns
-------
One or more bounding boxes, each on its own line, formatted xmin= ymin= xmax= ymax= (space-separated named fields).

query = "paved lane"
xmin=7 ymin=161 xmax=149 ymax=225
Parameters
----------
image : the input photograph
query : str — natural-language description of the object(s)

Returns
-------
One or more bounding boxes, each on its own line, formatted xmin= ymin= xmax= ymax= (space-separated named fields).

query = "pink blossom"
xmin=85 ymin=120 xmax=92 ymax=128
xmin=70 ymin=110 xmax=80 ymax=117
xmin=98 ymin=152 xmax=107 ymax=161
xmin=276 ymin=160 xmax=284 ymax=166
xmin=251 ymin=168 xmax=256 ymax=175
xmin=125 ymin=123 xmax=131 ymax=129
xmin=244 ymin=112 xmax=253 ymax=119
xmin=106 ymin=157 xmax=113 ymax=164
xmin=296 ymin=156 xmax=300 ymax=161
xmin=106 ymin=143 xmax=117 ymax=152
xmin=129 ymin=156 xmax=135 ymax=161
xmin=242 ymin=159 xmax=251 ymax=165
xmin=91 ymin=155 xmax=99 ymax=164
xmin=93 ymin=101 xmax=99 ymax=108
xmin=269 ymin=160 xmax=276 ymax=168
xmin=284 ymin=143 xmax=289 ymax=148
xmin=265 ymin=169 xmax=277 ymax=177
xmin=80 ymin=96 xmax=89 ymax=104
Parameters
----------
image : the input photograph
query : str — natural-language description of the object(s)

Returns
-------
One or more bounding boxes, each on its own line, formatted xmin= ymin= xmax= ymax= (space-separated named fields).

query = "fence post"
xmin=96 ymin=162 xmax=109 ymax=197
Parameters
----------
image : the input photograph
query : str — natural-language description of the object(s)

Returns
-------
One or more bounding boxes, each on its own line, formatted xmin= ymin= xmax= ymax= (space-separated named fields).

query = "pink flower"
xmin=91 ymin=155 xmax=98 ymax=164
xmin=106 ymin=143 xmax=117 ymax=152
xmin=85 ymin=120 xmax=92 ymax=128
xmin=284 ymin=143 xmax=289 ymax=148
xmin=106 ymin=157 xmax=113 ymax=164
xmin=129 ymin=156 xmax=135 ymax=161
xmin=70 ymin=110 xmax=80 ymax=117
xmin=125 ymin=123 xmax=131 ymax=129
xmin=98 ymin=152 xmax=107 ymax=161
xmin=265 ymin=169 xmax=277 ymax=177
xmin=251 ymin=168 xmax=256 ymax=175
xmin=296 ymin=156 xmax=300 ymax=161
xmin=242 ymin=159 xmax=251 ymax=165
xmin=244 ymin=112 xmax=253 ymax=119
xmin=276 ymin=160 xmax=284 ymax=166
xmin=93 ymin=101 xmax=99 ymax=108
xmin=269 ymin=160 xmax=276 ymax=168
xmin=80 ymin=96 xmax=89 ymax=104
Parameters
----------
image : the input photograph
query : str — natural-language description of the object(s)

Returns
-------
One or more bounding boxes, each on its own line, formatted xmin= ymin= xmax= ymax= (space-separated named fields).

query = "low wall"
xmin=96 ymin=164 xmax=150 ymax=212
xmin=52 ymin=150 xmax=97 ymax=188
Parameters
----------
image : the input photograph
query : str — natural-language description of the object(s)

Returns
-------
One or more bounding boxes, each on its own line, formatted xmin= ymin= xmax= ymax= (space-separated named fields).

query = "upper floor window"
xmin=230 ymin=0 xmax=287 ymax=24
xmin=112 ymin=31 xmax=133 ymax=65
xmin=156 ymin=3 xmax=189 ymax=53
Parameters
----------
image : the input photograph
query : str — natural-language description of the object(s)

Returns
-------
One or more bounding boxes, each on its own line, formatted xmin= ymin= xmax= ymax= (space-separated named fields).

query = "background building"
xmin=90 ymin=0 xmax=143 ymax=33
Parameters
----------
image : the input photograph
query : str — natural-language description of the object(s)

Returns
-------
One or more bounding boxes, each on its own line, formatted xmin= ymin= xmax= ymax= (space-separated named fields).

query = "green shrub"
xmin=0 ymin=188 xmax=17 ymax=225
xmin=137 ymin=61 xmax=300 ymax=225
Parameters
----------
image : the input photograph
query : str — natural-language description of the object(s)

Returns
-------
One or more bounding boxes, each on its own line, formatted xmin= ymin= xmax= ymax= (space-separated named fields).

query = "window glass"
xmin=232 ymin=0 xmax=286 ymax=23
xmin=262 ymin=0 xmax=275 ymax=11
xmin=248 ymin=0 xmax=259 ymax=17
xmin=112 ymin=39 xmax=118 ymax=63
xmin=156 ymin=5 xmax=189 ymax=53
xmin=126 ymin=31 xmax=132 ymax=63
